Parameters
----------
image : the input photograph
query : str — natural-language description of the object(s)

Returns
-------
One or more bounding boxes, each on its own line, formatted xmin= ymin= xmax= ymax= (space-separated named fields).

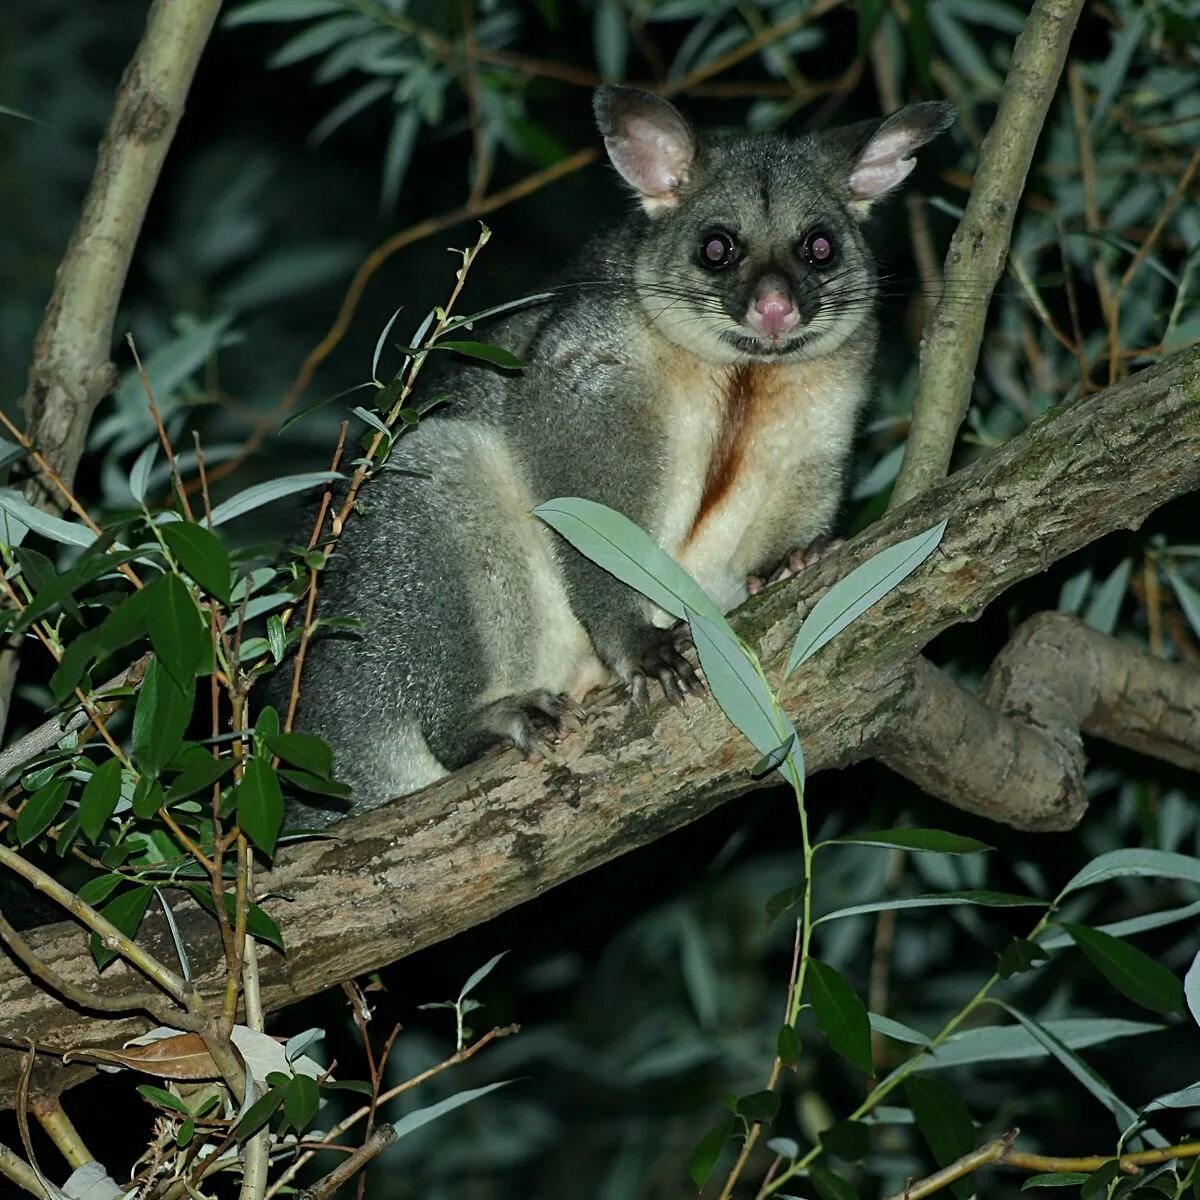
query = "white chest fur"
xmin=649 ymin=342 xmax=865 ymax=617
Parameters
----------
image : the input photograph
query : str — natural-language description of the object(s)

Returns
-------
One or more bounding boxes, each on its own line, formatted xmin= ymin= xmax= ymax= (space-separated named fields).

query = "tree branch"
xmin=878 ymin=612 xmax=1200 ymax=831
xmin=0 ymin=347 xmax=1196 ymax=1110
xmin=890 ymin=0 xmax=1086 ymax=507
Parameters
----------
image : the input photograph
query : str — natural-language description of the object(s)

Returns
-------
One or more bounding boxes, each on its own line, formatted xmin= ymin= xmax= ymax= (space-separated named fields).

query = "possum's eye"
xmin=698 ymin=230 xmax=737 ymax=269
xmin=802 ymin=229 xmax=837 ymax=268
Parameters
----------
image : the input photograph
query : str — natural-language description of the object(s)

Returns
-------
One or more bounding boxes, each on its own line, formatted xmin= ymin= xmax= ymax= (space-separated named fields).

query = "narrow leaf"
xmin=1059 ymin=849 xmax=1200 ymax=897
xmin=533 ymin=496 xmax=722 ymax=622
xmin=906 ymin=1075 xmax=975 ymax=1198
xmin=207 ymin=472 xmax=342 ymax=527
xmin=816 ymin=891 xmax=1043 ymax=925
xmin=785 ymin=520 xmax=947 ymax=678
xmin=91 ymin=886 xmax=153 ymax=969
xmin=390 ymin=1080 xmax=511 ymax=1140
xmin=132 ymin=658 xmax=193 ymax=777
xmin=1062 ymin=924 xmax=1185 ymax=1015
xmin=689 ymin=1115 xmax=737 ymax=1190
xmin=146 ymin=573 xmax=206 ymax=690
xmin=825 ymin=829 xmax=991 ymax=855
xmin=459 ymin=951 xmax=507 ymax=1002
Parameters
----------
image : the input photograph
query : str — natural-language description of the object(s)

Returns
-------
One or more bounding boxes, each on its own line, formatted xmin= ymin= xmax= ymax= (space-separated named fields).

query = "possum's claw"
xmin=629 ymin=629 xmax=702 ymax=707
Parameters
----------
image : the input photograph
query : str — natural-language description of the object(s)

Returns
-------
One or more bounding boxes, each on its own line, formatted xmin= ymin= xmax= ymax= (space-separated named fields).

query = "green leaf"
xmin=533 ymin=496 xmax=722 ymax=623
xmin=687 ymin=608 xmax=801 ymax=780
xmin=810 ymin=1165 xmax=860 ymax=1200
xmin=1082 ymin=557 xmax=1132 ymax=634
xmin=15 ymin=777 xmax=71 ymax=846
xmin=1061 ymin=923 xmax=1185 ymax=1015
xmin=166 ymin=748 xmax=234 ymax=803
xmin=390 ymin=1080 xmax=511 ymax=1140
xmin=137 ymin=1084 xmax=191 ymax=1115
xmin=91 ymin=885 xmax=152 ymax=969
xmin=207 ymin=472 xmax=342 ymax=527
xmin=225 ymin=0 xmax=344 ymax=25
xmin=236 ymin=1086 xmax=285 ymax=1141
xmin=785 ymin=519 xmax=947 ymax=678
xmin=186 ymin=885 xmax=285 ymax=952
xmin=689 ymin=1115 xmax=737 ymax=1190
xmin=264 ymin=732 xmax=332 ymax=779
xmin=997 ymin=938 xmax=1050 ymax=979
xmin=277 ymin=769 xmax=352 ymax=798
xmin=77 ymin=874 xmax=125 ymax=907
xmin=993 ymin=1003 xmax=1164 ymax=1145
xmin=434 ymin=339 xmax=523 ymax=370
xmin=160 ymin=522 xmax=232 ymax=604
xmin=284 ymin=1073 xmax=319 ymax=1133
xmin=460 ymin=951 xmax=507 ymax=1002
xmin=737 ymin=1090 xmax=780 ymax=1123
xmin=816 ymin=891 xmax=1043 ymax=925
xmin=0 ymin=487 xmax=96 ymax=548
xmin=1059 ymin=849 xmax=1200 ymax=898
xmin=869 ymin=1014 xmax=931 ymax=1047
xmin=765 ymin=884 xmax=804 ymax=926
xmin=777 ymin=1023 xmax=801 ymax=1064
xmin=824 ymin=829 xmax=991 ymax=855
xmin=911 ymin=1018 xmax=1162 ymax=1071
xmin=1082 ymin=1161 xmax=1124 ymax=1200
xmin=146 ymin=573 xmax=206 ymax=689
xmin=236 ymin=758 xmax=285 ymax=858
xmin=905 ymin=1076 xmax=975 ymax=1198
xmin=819 ymin=1119 xmax=870 ymax=1162
xmin=1023 ymin=1174 xmax=1091 ymax=1190
xmin=51 ymin=585 xmax=154 ymax=701
xmin=808 ymin=960 xmax=873 ymax=1074
xmin=79 ymin=759 xmax=124 ymax=843
xmin=131 ymin=776 xmax=166 ymax=820
xmin=1165 ymin=570 xmax=1200 ymax=641
xmin=15 ymin=548 xmax=139 ymax=630
xmin=267 ymin=614 xmax=285 ymax=664
xmin=1186 ymin=949 xmax=1200 ymax=1030
xmin=132 ymin=658 xmax=193 ymax=777
xmin=177 ymin=1118 xmax=195 ymax=1148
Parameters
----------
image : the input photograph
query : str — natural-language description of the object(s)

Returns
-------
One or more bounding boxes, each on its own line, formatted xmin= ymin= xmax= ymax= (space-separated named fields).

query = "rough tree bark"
xmin=1 ymin=345 xmax=1196 ymax=1109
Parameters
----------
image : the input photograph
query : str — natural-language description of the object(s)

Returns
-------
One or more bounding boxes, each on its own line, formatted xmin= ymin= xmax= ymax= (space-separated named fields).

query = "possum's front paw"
xmin=628 ymin=628 xmax=702 ymax=707
xmin=747 ymin=536 xmax=844 ymax=595
xmin=480 ymin=691 xmax=585 ymax=760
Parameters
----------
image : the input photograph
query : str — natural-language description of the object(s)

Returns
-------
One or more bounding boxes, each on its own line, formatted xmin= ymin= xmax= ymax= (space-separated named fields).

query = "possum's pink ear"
xmin=594 ymin=85 xmax=696 ymax=211
xmin=847 ymin=101 xmax=956 ymax=210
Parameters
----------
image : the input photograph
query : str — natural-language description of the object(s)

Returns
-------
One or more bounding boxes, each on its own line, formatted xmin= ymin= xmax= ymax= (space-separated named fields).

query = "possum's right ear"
xmin=594 ymin=85 xmax=696 ymax=213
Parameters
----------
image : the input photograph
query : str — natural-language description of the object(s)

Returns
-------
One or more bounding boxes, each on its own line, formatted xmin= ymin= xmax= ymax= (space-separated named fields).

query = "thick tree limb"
xmin=0 ymin=347 xmax=1197 ymax=1110
xmin=891 ymin=0 xmax=1086 ymax=507
xmin=0 ymin=0 xmax=223 ymax=738
xmin=879 ymin=615 xmax=1200 ymax=831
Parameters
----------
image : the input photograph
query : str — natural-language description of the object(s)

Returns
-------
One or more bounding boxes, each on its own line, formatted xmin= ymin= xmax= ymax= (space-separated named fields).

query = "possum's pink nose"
xmin=752 ymin=292 xmax=798 ymax=337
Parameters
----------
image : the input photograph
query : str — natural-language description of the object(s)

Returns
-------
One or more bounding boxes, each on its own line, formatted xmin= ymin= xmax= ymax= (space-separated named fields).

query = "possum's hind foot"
xmin=747 ymin=536 xmax=844 ymax=596
xmin=478 ymin=690 xmax=585 ymax=761
xmin=628 ymin=627 xmax=702 ymax=707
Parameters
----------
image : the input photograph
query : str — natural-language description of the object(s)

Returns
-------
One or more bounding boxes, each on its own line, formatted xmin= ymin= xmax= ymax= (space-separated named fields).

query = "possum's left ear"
xmin=832 ymin=101 xmax=956 ymax=217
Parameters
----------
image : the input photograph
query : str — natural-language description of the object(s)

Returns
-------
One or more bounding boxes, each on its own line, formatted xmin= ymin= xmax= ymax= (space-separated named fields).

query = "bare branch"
xmin=891 ymin=0 xmax=1086 ymax=506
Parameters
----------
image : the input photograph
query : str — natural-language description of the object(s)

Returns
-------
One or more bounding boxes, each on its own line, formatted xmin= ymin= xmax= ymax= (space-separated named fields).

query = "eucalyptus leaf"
xmin=391 ymin=1080 xmax=511 ymax=1140
xmin=785 ymin=520 xmax=947 ymax=678
xmin=207 ymin=472 xmax=342 ymax=526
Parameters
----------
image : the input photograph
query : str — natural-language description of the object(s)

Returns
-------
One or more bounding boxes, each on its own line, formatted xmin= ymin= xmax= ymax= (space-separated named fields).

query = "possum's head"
xmin=593 ymin=86 xmax=955 ymax=364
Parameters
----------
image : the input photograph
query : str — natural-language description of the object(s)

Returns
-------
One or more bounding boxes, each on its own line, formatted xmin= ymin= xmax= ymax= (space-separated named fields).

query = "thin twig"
xmin=299 ymin=1124 xmax=396 ymax=1200
xmin=264 ymin=1025 xmax=518 ymax=1199
xmin=128 ymin=333 xmax=195 ymax=521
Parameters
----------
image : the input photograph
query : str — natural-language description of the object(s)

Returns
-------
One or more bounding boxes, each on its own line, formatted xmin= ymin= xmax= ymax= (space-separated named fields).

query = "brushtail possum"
xmin=289 ymin=86 xmax=955 ymax=822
